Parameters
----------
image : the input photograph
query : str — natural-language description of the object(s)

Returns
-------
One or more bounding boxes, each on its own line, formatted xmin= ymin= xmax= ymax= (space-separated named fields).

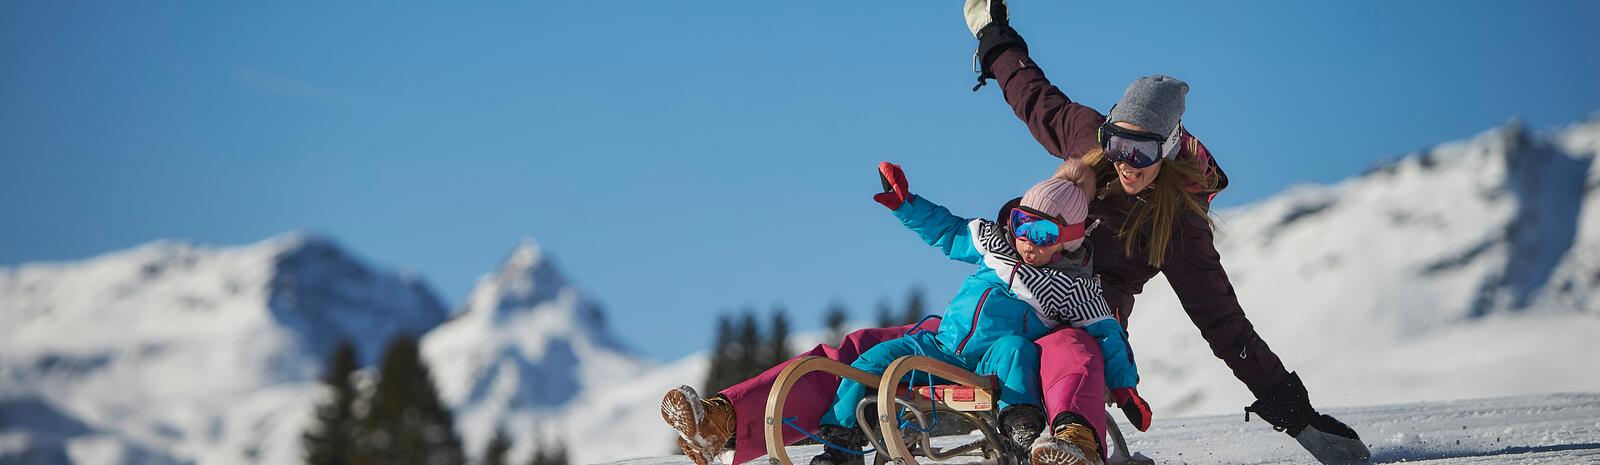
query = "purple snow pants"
xmin=718 ymin=320 xmax=1106 ymax=465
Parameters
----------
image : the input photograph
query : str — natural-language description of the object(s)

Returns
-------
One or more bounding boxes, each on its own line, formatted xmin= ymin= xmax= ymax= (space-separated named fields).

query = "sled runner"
xmin=1101 ymin=408 xmax=1154 ymax=465
xmin=763 ymin=355 xmax=1151 ymax=465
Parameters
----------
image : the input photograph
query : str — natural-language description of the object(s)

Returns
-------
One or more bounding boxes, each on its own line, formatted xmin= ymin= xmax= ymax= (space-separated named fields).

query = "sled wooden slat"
xmin=763 ymin=356 xmax=883 ymax=465
xmin=875 ymin=355 xmax=999 ymax=465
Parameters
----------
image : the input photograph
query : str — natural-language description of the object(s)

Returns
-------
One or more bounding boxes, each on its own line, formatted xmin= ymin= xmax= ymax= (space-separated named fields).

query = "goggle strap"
xmin=1060 ymin=221 xmax=1086 ymax=244
xmin=1161 ymin=122 xmax=1184 ymax=160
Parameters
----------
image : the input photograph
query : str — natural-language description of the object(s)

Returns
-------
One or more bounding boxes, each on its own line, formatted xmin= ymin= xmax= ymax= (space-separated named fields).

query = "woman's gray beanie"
xmin=1107 ymin=75 xmax=1188 ymax=137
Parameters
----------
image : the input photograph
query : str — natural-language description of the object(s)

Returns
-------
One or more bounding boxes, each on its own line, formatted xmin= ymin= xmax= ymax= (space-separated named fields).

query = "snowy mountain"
xmin=0 ymin=232 xmax=450 ymax=465
xmin=419 ymin=239 xmax=660 ymax=464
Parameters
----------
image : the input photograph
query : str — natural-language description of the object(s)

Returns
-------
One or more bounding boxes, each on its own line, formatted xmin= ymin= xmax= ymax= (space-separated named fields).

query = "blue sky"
xmin=3 ymin=1 xmax=1597 ymax=360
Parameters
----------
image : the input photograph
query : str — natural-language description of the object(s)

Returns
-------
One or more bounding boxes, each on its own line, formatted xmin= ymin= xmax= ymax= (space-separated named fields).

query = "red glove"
xmin=872 ymin=161 xmax=911 ymax=210
xmin=1112 ymin=387 xmax=1152 ymax=432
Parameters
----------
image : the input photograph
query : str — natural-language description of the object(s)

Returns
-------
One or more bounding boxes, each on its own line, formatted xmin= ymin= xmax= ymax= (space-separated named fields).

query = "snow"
xmin=603 ymin=393 xmax=1600 ymax=465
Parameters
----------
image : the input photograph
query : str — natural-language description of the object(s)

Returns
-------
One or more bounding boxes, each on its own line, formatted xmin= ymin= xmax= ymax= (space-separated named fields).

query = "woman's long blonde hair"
xmin=1082 ymin=145 xmax=1220 ymax=267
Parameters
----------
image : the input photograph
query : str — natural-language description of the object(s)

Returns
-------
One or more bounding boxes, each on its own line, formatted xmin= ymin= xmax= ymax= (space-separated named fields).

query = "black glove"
xmin=963 ymin=0 xmax=1027 ymax=91
xmin=1245 ymin=373 xmax=1372 ymax=464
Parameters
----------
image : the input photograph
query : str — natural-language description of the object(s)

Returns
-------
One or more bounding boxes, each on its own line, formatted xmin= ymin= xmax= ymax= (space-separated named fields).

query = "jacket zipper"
xmin=956 ymin=266 xmax=1021 ymax=356
xmin=954 ymin=288 xmax=992 ymax=356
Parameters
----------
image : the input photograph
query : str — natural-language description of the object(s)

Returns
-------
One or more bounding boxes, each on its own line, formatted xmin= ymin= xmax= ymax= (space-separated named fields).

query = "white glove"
xmin=964 ymin=0 xmax=1010 ymax=38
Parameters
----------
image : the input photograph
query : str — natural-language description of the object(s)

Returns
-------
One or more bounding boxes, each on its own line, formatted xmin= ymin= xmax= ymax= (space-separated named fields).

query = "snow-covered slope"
xmin=419 ymin=239 xmax=657 ymax=464
xmin=1126 ymin=117 xmax=1600 ymax=417
xmin=604 ymin=392 xmax=1600 ymax=465
xmin=0 ymin=232 xmax=449 ymax=465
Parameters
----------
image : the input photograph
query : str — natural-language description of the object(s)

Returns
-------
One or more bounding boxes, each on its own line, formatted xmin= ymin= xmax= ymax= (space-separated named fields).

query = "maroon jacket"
xmin=990 ymin=48 xmax=1290 ymax=398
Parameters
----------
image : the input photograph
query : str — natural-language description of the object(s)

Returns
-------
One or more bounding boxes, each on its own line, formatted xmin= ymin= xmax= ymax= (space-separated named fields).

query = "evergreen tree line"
xmin=302 ymin=337 xmax=568 ymax=465
xmin=702 ymin=287 xmax=927 ymax=394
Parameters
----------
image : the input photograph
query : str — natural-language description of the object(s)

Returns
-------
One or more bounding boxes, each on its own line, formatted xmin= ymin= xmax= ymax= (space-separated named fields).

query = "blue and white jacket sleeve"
xmin=890 ymin=195 xmax=984 ymax=265
xmin=1085 ymin=319 xmax=1139 ymax=389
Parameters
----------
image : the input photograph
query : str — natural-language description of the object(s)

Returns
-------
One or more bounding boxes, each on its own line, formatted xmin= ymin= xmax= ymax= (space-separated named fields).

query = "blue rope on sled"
xmin=783 ymin=417 xmax=875 ymax=456
xmin=902 ymin=315 xmax=942 ymax=337
xmin=900 ymin=368 xmax=941 ymax=433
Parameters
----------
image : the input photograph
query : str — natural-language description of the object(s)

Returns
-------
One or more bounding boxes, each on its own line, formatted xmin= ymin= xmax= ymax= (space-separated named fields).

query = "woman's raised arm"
xmin=964 ymin=0 xmax=1108 ymax=160
xmin=989 ymin=48 xmax=1108 ymax=161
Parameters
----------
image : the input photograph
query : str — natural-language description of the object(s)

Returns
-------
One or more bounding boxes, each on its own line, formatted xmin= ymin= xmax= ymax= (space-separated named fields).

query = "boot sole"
xmin=1031 ymin=439 xmax=1102 ymax=465
xmin=662 ymin=385 xmax=722 ymax=464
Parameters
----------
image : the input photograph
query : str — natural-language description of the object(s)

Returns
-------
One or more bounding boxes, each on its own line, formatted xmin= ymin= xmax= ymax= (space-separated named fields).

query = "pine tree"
xmin=703 ymin=314 xmax=735 ymax=393
xmin=875 ymin=300 xmax=895 ymax=328
xmin=733 ymin=310 xmax=762 ymax=382
xmin=357 ymin=335 xmax=465 ymax=465
xmin=304 ymin=340 xmax=360 ymax=465
xmin=767 ymin=306 xmax=791 ymax=368
xmin=903 ymin=286 xmax=927 ymax=325
xmin=480 ymin=426 xmax=512 ymax=465
xmin=526 ymin=435 xmax=569 ymax=465
xmin=823 ymin=302 xmax=849 ymax=344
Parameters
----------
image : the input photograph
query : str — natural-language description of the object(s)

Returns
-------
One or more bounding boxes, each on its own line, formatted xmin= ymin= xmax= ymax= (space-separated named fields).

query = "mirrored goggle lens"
xmin=1011 ymin=209 xmax=1063 ymax=246
xmin=1105 ymin=135 xmax=1162 ymax=169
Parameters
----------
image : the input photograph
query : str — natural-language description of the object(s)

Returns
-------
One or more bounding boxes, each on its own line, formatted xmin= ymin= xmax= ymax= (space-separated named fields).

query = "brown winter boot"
xmin=1029 ymin=421 xmax=1104 ymax=465
xmin=661 ymin=385 xmax=736 ymax=465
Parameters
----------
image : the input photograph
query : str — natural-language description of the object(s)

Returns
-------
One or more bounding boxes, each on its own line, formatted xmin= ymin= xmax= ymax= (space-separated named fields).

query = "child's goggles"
xmin=1009 ymin=206 xmax=1085 ymax=247
xmin=1097 ymin=120 xmax=1167 ymax=169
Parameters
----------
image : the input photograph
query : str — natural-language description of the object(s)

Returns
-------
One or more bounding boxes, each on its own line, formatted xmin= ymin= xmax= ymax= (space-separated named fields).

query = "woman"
xmin=970 ymin=1 xmax=1368 ymax=464
xmin=662 ymin=2 xmax=1371 ymax=465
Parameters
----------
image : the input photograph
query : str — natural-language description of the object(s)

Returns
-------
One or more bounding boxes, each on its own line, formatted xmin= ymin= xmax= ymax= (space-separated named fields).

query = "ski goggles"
xmin=1098 ymin=120 xmax=1168 ymax=169
xmin=1009 ymin=206 xmax=1085 ymax=247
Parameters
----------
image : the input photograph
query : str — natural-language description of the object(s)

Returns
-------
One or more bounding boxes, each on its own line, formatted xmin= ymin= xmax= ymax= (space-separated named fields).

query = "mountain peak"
xmin=460 ymin=239 xmax=572 ymax=322
xmin=500 ymin=237 xmax=549 ymax=277
xmin=259 ymin=229 xmax=337 ymax=254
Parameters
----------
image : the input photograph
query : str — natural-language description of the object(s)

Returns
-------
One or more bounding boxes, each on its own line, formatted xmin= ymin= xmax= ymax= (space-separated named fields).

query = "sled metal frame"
xmin=1102 ymin=414 xmax=1153 ymax=465
xmin=857 ymin=396 xmax=1001 ymax=465
xmin=874 ymin=355 xmax=1011 ymax=465
xmin=762 ymin=355 xmax=1150 ymax=465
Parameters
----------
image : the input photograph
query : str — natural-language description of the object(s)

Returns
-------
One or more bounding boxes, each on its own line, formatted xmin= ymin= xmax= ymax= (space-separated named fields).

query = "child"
xmin=807 ymin=162 xmax=1146 ymax=465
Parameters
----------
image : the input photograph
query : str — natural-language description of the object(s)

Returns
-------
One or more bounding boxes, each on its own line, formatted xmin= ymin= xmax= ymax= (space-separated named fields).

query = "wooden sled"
xmin=763 ymin=355 xmax=1151 ymax=465
xmin=763 ymin=356 xmax=1011 ymax=465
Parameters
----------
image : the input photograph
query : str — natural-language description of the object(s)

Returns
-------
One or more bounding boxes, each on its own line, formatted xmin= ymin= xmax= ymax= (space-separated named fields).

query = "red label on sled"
xmin=915 ymin=386 xmax=976 ymax=402
xmin=906 ymin=385 xmax=995 ymax=412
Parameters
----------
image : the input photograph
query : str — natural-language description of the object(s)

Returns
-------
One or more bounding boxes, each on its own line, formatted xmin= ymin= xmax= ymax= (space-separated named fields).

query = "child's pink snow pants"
xmin=718 ymin=321 xmax=1107 ymax=464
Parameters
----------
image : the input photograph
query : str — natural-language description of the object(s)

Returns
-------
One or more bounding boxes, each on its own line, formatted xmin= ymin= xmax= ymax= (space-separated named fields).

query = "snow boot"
xmin=999 ymin=404 xmax=1048 ymax=464
xmin=661 ymin=385 xmax=735 ymax=465
xmin=1245 ymin=373 xmax=1372 ymax=465
xmin=809 ymin=424 xmax=867 ymax=465
xmin=1029 ymin=413 xmax=1102 ymax=465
